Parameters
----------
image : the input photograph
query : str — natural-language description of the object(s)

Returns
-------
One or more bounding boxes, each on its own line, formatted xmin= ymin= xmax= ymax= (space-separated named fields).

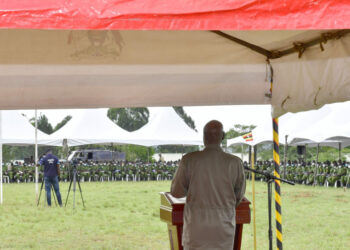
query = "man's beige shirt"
xmin=171 ymin=145 xmax=246 ymax=250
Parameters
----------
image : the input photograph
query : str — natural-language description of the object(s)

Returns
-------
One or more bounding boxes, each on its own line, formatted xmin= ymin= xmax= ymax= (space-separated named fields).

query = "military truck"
xmin=68 ymin=150 xmax=125 ymax=162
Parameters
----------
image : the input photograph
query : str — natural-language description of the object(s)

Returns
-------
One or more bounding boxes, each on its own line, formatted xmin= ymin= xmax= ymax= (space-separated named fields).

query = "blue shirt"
xmin=39 ymin=154 xmax=60 ymax=177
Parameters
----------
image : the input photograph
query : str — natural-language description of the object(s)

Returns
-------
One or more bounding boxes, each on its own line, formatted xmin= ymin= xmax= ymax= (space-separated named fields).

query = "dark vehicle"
xmin=68 ymin=150 xmax=125 ymax=162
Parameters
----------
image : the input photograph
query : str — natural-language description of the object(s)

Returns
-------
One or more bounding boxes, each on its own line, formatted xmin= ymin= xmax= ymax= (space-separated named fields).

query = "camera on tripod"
xmin=65 ymin=160 xmax=85 ymax=209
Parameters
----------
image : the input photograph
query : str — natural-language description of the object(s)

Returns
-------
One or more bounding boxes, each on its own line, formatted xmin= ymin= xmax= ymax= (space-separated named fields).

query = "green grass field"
xmin=0 ymin=180 xmax=349 ymax=249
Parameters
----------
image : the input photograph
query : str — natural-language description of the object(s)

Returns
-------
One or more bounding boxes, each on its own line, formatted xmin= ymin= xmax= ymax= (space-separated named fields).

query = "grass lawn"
xmin=0 ymin=180 xmax=349 ymax=249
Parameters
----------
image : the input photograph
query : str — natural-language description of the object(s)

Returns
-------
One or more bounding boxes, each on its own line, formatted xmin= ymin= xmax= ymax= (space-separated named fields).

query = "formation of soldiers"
xmin=2 ymin=161 xmax=178 ymax=183
xmin=247 ymin=160 xmax=350 ymax=188
xmin=2 ymin=159 xmax=350 ymax=188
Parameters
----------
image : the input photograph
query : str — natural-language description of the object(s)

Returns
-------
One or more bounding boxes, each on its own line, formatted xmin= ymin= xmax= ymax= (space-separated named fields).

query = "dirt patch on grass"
xmin=335 ymin=194 xmax=346 ymax=198
xmin=336 ymin=198 xmax=349 ymax=203
xmin=292 ymin=192 xmax=313 ymax=199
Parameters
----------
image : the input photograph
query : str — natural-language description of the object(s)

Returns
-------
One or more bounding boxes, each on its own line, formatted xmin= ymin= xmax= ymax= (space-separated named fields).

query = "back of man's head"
xmin=203 ymin=120 xmax=224 ymax=146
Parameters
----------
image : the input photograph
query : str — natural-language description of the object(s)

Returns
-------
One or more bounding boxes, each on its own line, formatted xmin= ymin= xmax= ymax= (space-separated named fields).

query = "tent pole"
xmin=147 ymin=147 xmax=150 ymax=163
xmin=251 ymin=146 xmax=257 ymax=250
xmin=284 ymin=135 xmax=288 ymax=180
xmin=111 ymin=143 xmax=114 ymax=161
xmin=314 ymin=144 xmax=320 ymax=186
xmin=241 ymin=144 xmax=244 ymax=162
xmin=62 ymin=139 xmax=69 ymax=160
xmin=272 ymin=117 xmax=282 ymax=250
xmin=338 ymin=142 xmax=341 ymax=161
xmin=35 ymin=109 xmax=39 ymax=201
xmin=267 ymin=61 xmax=282 ymax=249
xmin=0 ymin=110 xmax=3 ymax=204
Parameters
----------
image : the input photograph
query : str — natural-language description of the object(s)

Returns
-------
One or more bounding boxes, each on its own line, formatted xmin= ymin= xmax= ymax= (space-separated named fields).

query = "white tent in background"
xmin=45 ymin=109 xmax=131 ymax=146
xmin=288 ymin=101 xmax=350 ymax=148
xmin=227 ymin=114 xmax=292 ymax=147
xmin=0 ymin=110 xmax=51 ymax=145
xmin=126 ymin=107 xmax=202 ymax=146
xmin=0 ymin=110 xmax=51 ymax=204
xmin=227 ymin=101 xmax=350 ymax=148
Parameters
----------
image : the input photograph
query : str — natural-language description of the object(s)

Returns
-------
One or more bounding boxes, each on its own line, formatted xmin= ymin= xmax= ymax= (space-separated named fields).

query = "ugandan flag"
xmin=242 ymin=132 xmax=253 ymax=142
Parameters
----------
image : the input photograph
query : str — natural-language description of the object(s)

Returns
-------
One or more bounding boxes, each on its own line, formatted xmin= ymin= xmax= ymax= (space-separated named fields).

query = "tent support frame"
xmin=211 ymin=30 xmax=350 ymax=59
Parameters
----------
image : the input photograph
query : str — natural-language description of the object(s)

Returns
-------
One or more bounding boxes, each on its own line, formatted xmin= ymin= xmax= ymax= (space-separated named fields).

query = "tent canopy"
xmin=126 ymin=107 xmax=202 ymax=146
xmin=0 ymin=29 xmax=349 ymax=117
xmin=45 ymin=109 xmax=131 ymax=146
xmin=0 ymin=1 xmax=348 ymax=30
xmin=0 ymin=111 xmax=50 ymax=145
xmin=0 ymin=1 xmax=349 ymax=116
xmin=227 ymin=101 xmax=350 ymax=149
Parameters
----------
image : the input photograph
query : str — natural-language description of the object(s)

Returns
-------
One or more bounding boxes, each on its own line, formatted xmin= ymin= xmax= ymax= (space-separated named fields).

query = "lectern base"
xmin=160 ymin=192 xmax=250 ymax=250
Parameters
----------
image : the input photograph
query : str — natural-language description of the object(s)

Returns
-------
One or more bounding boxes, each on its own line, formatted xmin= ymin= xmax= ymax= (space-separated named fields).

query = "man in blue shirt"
xmin=39 ymin=149 xmax=62 ymax=206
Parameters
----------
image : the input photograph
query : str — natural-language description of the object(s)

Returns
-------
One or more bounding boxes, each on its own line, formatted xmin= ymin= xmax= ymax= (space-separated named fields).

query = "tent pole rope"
xmin=211 ymin=30 xmax=350 ymax=59
xmin=269 ymin=60 xmax=283 ymax=250
xmin=251 ymin=145 xmax=257 ymax=250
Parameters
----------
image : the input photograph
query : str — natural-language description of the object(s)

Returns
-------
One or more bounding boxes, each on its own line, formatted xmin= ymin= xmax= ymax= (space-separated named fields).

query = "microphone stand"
xmin=244 ymin=166 xmax=295 ymax=250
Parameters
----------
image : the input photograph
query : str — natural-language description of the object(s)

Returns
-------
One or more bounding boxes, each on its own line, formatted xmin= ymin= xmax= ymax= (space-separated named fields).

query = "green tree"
xmin=124 ymin=145 xmax=155 ymax=162
xmin=30 ymin=114 xmax=53 ymax=134
xmin=107 ymin=108 xmax=149 ymax=132
xmin=173 ymin=106 xmax=197 ymax=131
xmin=53 ymin=115 xmax=72 ymax=132
xmin=107 ymin=107 xmax=199 ymax=158
xmin=225 ymin=124 xmax=256 ymax=139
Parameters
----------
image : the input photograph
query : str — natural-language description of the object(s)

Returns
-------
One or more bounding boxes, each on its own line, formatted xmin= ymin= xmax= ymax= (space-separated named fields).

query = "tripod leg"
xmin=73 ymin=170 xmax=77 ymax=209
xmin=51 ymin=185 xmax=58 ymax=206
xmin=77 ymin=177 xmax=85 ymax=208
xmin=65 ymin=178 xmax=73 ymax=207
xmin=37 ymin=178 xmax=45 ymax=206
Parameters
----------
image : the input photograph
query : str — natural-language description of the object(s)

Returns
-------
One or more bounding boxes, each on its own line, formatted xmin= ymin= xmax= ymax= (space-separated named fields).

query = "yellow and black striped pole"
xmin=269 ymin=60 xmax=283 ymax=250
xmin=273 ymin=118 xmax=282 ymax=250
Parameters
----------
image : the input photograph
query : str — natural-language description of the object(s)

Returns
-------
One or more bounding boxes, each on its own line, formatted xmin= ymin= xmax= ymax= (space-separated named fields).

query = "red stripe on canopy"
xmin=0 ymin=0 xmax=349 ymax=30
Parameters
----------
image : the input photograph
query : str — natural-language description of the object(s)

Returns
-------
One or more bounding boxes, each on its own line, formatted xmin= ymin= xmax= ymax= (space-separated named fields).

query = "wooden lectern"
xmin=160 ymin=192 xmax=251 ymax=250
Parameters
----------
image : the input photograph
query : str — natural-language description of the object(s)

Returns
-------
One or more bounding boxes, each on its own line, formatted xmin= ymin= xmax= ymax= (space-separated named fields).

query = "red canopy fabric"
xmin=0 ymin=0 xmax=349 ymax=30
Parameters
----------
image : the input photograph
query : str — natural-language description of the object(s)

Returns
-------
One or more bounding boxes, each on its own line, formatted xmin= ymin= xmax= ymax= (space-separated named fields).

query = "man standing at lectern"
xmin=171 ymin=120 xmax=246 ymax=250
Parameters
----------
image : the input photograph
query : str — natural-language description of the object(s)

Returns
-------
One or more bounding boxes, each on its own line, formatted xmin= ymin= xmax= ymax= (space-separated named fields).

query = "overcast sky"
xmin=19 ymin=105 xmax=272 ymax=132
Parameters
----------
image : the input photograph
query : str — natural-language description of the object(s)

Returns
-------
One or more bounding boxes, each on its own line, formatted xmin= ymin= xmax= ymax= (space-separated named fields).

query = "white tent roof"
xmin=45 ymin=109 xmax=131 ymax=146
xmin=227 ymin=101 xmax=350 ymax=148
xmin=0 ymin=110 xmax=51 ymax=145
xmin=287 ymin=101 xmax=350 ymax=148
xmin=125 ymin=107 xmax=202 ymax=146
xmin=0 ymin=30 xmax=349 ymax=117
